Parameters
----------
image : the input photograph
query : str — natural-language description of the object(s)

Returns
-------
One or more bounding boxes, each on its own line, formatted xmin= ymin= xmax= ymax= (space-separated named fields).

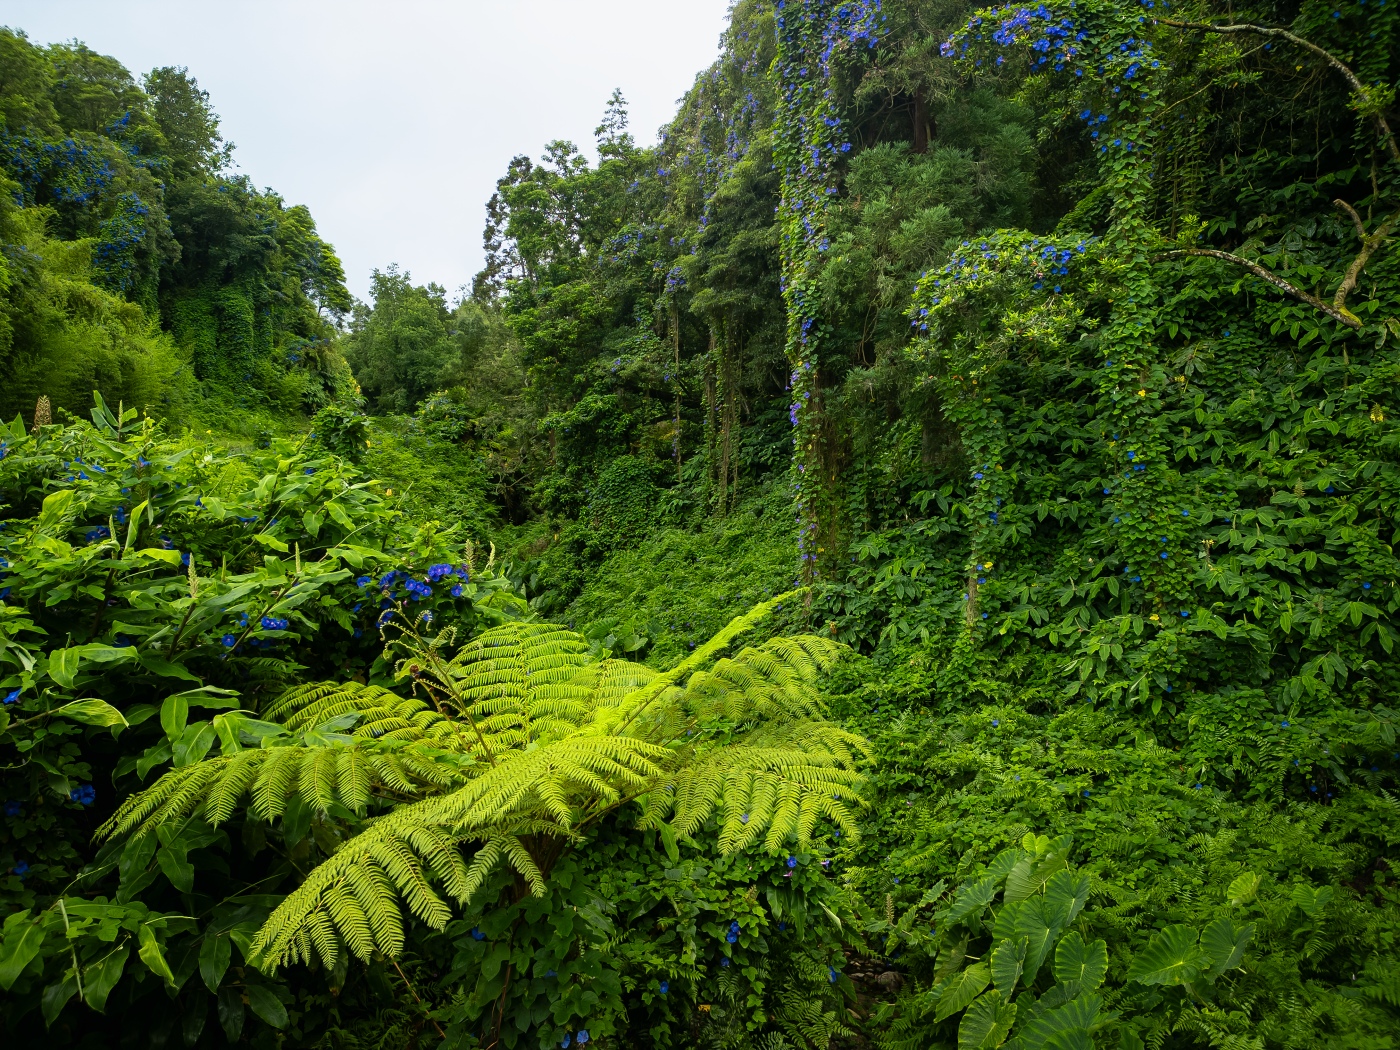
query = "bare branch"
xmin=1334 ymin=199 xmax=1367 ymax=241
xmin=1155 ymin=249 xmax=1362 ymax=329
xmin=1159 ymin=19 xmax=1399 ymax=164
xmin=1333 ymin=206 xmax=1400 ymax=315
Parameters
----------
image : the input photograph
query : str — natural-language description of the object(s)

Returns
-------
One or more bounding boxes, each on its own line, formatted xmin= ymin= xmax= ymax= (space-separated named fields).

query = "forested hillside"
xmin=4 ymin=1 xmax=1400 ymax=1048
xmin=0 ymin=28 xmax=353 ymax=425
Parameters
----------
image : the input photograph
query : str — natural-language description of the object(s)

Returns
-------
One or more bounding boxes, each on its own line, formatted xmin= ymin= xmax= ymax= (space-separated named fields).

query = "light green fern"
xmin=99 ymin=591 xmax=868 ymax=972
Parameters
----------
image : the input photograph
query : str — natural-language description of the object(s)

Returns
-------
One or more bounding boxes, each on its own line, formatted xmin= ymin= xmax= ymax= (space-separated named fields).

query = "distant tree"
xmin=343 ymin=267 xmax=460 ymax=413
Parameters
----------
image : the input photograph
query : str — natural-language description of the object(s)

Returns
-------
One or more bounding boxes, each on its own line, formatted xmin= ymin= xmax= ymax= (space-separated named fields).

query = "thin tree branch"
xmin=1334 ymin=199 xmax=1367 ymax=241
xmin=1159 ymin=19 xmax=1400 ymax=164
xmin=1333 ymin=205 xmax=1400 ymax=314
xmin=1155 ymin=249 xmax=1362 ymax=329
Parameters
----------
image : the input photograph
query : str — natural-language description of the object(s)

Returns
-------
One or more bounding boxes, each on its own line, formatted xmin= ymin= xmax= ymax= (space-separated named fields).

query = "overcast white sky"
xmin=6 ymin=0 xmax=734 ymax=302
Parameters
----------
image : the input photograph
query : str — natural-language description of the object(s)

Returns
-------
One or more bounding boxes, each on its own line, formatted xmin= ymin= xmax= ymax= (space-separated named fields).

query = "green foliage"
xmin=0 ymin=396 xmax=519 ymax=1041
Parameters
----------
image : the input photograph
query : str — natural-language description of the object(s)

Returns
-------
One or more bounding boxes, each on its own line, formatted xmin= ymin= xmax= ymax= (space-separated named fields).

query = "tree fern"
xmin=100 ymin=591 xmax=867 ymax=972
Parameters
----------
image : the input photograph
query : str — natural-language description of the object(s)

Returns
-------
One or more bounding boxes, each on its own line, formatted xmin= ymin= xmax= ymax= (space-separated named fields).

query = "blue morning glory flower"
xmin=659 ymin=981 xmax=669 ymax=995
xmin=2 ymin=690 xmax=19 ymax=705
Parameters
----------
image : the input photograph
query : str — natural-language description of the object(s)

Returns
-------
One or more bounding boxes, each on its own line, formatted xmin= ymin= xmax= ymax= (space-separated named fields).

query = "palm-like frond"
xmin=104 ymin=590 xmax=868 ymax=971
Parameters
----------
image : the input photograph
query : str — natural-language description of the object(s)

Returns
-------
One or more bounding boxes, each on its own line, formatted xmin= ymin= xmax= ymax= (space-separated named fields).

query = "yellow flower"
xmin=1137 ymin=389 xmax=1147 ymax=397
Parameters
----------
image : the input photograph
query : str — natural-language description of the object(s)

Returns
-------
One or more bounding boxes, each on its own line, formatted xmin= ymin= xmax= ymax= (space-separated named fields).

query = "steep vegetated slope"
xmin=3 ymin=0 xmax=1400 ymax=1048
xmin=0 ymin=28 xmax=354 ymax=429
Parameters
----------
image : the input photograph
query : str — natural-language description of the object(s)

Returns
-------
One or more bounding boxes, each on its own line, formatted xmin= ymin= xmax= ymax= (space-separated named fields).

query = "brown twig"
xmin=391 ymin=957 xmax=447 ymax=1040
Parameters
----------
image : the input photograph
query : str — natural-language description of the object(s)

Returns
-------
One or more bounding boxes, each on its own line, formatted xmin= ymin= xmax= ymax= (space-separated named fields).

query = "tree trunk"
xmin=705 ymin=328 xmax=718 ymax=497
xmin=912 ymin=92 xmax=930 ymax=154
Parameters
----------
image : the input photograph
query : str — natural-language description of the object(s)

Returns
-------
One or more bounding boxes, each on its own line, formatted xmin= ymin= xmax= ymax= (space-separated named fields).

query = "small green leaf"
xmin=137 ymin=925 xmax=175 ymax=988
xmin=658 ymin=822 xmax=680 ymax=864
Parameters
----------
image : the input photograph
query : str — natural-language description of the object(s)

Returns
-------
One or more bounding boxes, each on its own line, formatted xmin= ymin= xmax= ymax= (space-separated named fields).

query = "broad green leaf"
xmin=945 ymin=875 xmax=1002 ymax=924
xmin=157 ymin=848 xmax=196 ymax=893
xmin=1006 ymin=848 xmax=1069 ymax=903
xmin=200 ymin=933 xmax=232 ymax=993
xmin=135 ymin=548 xmax=183 ymax=566
xmin=137 ymin=925 xmax=175 ymax=987
xmin=41 ymin=973 xmax=78 ymax=1027
xmin=35 ymin=489 xmax=76 ymax=534
xmin=990 ymin=936 xmax=1028 ymax=993
xmin=48 ymin=648 xmax=80 ymax=689
xmin=52 ymin=698 xmax=128 ymax=729
xmin=1016 ymin=992 xmax=1101 ymax=1050
xmin=218 ymin=985 xmax=246 ymax=1041
xmin=246 ymin=984 xmax=289 ymax=1028
xmin=1200 ymin=918 xmax=1254 ymax=975
xmin=0 ymin=920 xmax=46 ymax=990
xmin=161 ymin=694 xmax=189 ymax=740
xmin=1053 ymin=932 xmax=1108 ymax=990
xmin=123 ymin=499 xmax=150 ymax=552
xmin=991 ymin=899 xmax=1026 ymax=941
xmin=934 ymin=962 xmax=990 ymax=1022
xmin=1226 ymin=872 xmax=1260 ymax=905
xmin=1014 ymin=899 xmax=1061 ymax=986
xmin=82 ymin=946 xmax=128 ymax=1012
xmin=1126 ymin=925 xmax=1206 ymax=986
xmin=253 ymin=533 xmax=290 ymax=553
xmin=959 ymin=989 xmax=1017 ymax=1049
xmin=173 ymin=722 xmax=217 ymax=767
xmin=140 ymin=654 xmax=202 ymax=682
xmin=1290 ymin=884 xmax=1334 ymax=917
xmin=1042 ymin=870 xmax=1091 ymax=928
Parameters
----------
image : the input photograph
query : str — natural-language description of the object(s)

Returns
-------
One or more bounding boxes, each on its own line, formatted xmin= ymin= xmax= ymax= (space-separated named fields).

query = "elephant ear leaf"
xmin=958 ymin=989 xmax=1017 ymax=1049
xmin=1042 ymin=869 xmax=1091 ymax=928
xmin=1200 ymin=918 xmax=1254 ymax=976
xmin=990 ymin=936 xmax=1029 ymax=994
xmin=945 ymin=875 xmax=1003 ymax=925
xmin=1126 ymin=924 xmax=1206 ymax=986
xmin=934 ymin=962 xmax=991 ymax=1023
xmin=1015 ymin=991 xmax=1102 ymax=1050
xmin=1053 ymin=931 xmax=1108 ymax=990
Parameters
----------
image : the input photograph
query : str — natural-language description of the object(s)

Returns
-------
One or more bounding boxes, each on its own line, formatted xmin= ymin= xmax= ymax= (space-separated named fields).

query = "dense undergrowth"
xmin=5 ymin=0 xmax=1400 ymax=1047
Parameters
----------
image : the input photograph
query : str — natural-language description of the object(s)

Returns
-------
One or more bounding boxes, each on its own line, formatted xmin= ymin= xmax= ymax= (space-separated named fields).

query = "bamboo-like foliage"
xmin=99 ymin=592 xmax=867 ymax=972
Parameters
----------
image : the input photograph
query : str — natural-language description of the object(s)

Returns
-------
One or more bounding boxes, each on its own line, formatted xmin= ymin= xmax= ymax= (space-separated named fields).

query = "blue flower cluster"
xmin=70 ymin=784 xmax=96 ymax=806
